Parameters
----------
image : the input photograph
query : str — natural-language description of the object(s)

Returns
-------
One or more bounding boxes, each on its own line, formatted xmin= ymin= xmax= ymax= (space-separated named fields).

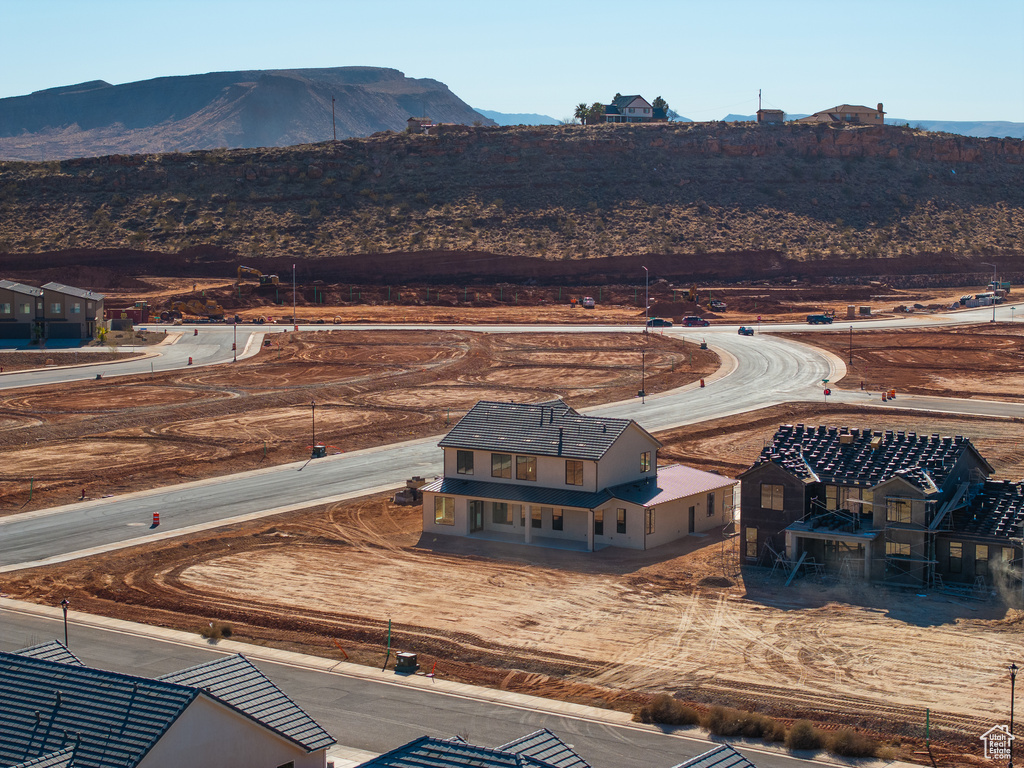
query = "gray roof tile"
xmin=8 ymin=746 xmax=76 ymax=768
xmin=158 ymin=654 xmax=334 ymax=752
xmin=0 ymin=280 xmax=43 ymax=297
xmin=12 ymin=642 xmax=84 ymax=667
xmin=0 ymin=651 xmax=195 ymax=768
xmin=671 ymin=744 xmax=757 ymax=768
xmin=498 ymin=729 xmax=590 ymax=768
xmin=358 ymin=736 xmax=560 ymax=767
xmin=40 ymin=283 xmax=104 ymax=301
xmin=439 ymin=401 xmax=656 ymax=461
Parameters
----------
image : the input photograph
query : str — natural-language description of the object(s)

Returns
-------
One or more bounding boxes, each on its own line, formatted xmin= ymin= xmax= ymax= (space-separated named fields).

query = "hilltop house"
xmin=796 ymin=103 xmax=885 ymax=125
xmin=422 ymin=400 xmax=737 ymax=551
xmin=0 ymin=641 xmax=334 ymax=768
xmin=739 ymin=424 xmax=1023 ymax=587
xmin=0 ymin=280 xmax=103 ymax=341
xmin=603 ymin=95 xmax=665 ymax=124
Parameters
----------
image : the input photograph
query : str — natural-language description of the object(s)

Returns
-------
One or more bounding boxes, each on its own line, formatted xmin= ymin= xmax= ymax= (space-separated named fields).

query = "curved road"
xmin=1 ymin=304 xmax=1022 ymax=570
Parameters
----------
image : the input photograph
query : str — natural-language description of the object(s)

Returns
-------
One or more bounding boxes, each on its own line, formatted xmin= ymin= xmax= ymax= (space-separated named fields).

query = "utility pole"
xmin=332 ymin=96 xmax=337 ymax=142
xmin=233 ymin=321 xmax=237 ymax=363
xmin=641 ymin=351 xmax=646 ymax=404
xmin=643 ymin=266 xmax=649 ymax=329
xmin=983 ymin=262 xmax=997 ymax=322
xmin=849 ymin=325 xmax=853 ymax=366
xmin=292 ymin=263 xmax=297 ymax=326
xmin=1011 ymin=662 xmax=1019 ymax=768
xmin=311 ymin=400 xmax=316 ymax=446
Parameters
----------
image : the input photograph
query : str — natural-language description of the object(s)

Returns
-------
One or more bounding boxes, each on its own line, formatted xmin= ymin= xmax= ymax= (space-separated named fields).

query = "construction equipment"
xmin=237 ymin=265 xmax=280 ymax=286
xmin=171 ymin=299 xmax=225 ymax=320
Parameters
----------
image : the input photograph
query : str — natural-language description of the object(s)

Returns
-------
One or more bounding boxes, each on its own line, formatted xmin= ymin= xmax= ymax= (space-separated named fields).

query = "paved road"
xmin=0 ymin=603 xmax=842 ymax=768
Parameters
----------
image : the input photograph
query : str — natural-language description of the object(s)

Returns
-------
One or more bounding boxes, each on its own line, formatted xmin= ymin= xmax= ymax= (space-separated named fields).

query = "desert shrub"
xmin=635 ymin=694 xmax=700 ymax=726
xmin=199 ymin=621 xmax=233 ymax=641
xmin=785 ymin=720 xmax=823 ymax=752
xmin=827 ymin=729 xmax=878 ymax=758
xmin=700 ymin=707 xmax=784 ymax=741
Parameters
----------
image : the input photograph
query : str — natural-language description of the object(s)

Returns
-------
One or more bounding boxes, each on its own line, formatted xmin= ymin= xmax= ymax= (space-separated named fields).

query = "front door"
xmin=688 ymin=506 xmax=695 ymax=534
xmin=469 ymin=500 xmax=484 ymax=533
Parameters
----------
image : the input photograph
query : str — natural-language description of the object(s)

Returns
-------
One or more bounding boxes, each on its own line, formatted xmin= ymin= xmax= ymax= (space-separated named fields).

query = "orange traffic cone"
xmin=700 ymin=378 xmax=705 ymax=388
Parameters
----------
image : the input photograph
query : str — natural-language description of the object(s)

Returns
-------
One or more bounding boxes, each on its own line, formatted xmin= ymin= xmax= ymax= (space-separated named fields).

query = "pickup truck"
xmin=647 ymin=317 xmax=673 ymax=327
xmin=807 ymin=314 xmax=834 ymax=325
xmin=683 ymin=316 xmax=710 ymax=327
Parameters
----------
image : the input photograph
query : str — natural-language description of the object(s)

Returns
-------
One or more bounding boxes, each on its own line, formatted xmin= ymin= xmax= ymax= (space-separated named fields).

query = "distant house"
xmin=739 ymin=423 xmax=1024 ymax=588
xmin=0 ymin=280 xmax=102 ymax=341
xmin=756 ymin=109 xmax=785 ymax=124
xmin=603 ymin=95 xmax=657 ymax=124
xmin=796 ymin=103 xmax=885 ymax=125
xmin=0 ymin=641 xmax=335 ymax=768
xmin=406 ymin=116 xmax=433 ymax=134
xmin=422 ymin=400 xmax=737 ymax=552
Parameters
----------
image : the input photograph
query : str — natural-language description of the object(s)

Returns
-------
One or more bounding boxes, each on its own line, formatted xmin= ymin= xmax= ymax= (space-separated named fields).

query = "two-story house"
xmin=739 ymin=424 xmax=1005 ymax=586
xmin=0 ymin=280 xmax=44 ymax=340
xmin=603 ymin=95 xmax=655 ymax=124
xmin=422 ymin=400 xmax=738 ymax=551
xmin=41 ymin=281 xmax=103 ymax=340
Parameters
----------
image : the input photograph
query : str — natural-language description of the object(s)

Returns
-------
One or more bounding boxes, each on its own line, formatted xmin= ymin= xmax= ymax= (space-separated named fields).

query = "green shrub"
xmin=785 ymin=720 xmax=823 ymax=752
xmin=200 ymin=621 xmax=233 ymax=641
xmin=700 ymin=707 xmax=784 ymax=741
xmin=635 ymin=694 xmax=700 ymax=726
xmin=827 ymin=729 xmax=878 ymax=758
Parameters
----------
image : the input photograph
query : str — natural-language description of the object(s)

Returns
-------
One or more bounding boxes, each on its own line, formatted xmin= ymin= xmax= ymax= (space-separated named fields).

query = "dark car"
xmin=738 ymin=326 xmax=754 ymax=336
xmin=646 ymin=317 xmax=673 ymax=327
xmin=682 ymin=316 xmax=710 ymax=327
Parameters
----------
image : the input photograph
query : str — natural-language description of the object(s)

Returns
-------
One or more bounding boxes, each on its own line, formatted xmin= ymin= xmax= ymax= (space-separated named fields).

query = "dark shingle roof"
xmin=439 ymin=401 xmax=655 ymax=461
xmin=358 ymin=736 xmax=561 ymax=767
xmin=951 ymin=480 xmax=1024 ymax=540
xmin=0 ymin=651 xmax=195 ymax=768
xmin=13 ymin=642 xmax=83 ymax=667
xmin=422 ymin=476 xmax=613 ymax=510
xmin=40 ymin=283 xmax=103 ymax=301
xmin=158 ymin=654 xmax=334 ymax=752
xmin=743 ymin=424 xmax=989 ymax=492
xmin=9 ymin=747 xmax=76 ymax=768
xmin=671 ymin=744 xmax=757 ymax=768
xmin=498 ymin=729 xmax=590 ymax=768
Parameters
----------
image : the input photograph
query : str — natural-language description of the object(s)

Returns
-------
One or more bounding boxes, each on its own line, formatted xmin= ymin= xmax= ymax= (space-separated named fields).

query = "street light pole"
xmin=292 ymin=263 xmax=297 ymax=326
xmin=60 ymin=598 xmax=69 ymax=647
xmin=982 ymin=262 xmax=997 ymax=322
xmin=1011 ymin=662 xmax=1019 ymax=768
xmin=232 ymin=321 xmax=237 ymax=363
xmin=311 ymin=400 xmax=316 ymax=447
xmin=641 ymin=351 xmax=646 ymax=404
xmin=642 ymin=266 xmax=649 ymax=329
xmin=849 ymin=325 xmax=853 ymax=366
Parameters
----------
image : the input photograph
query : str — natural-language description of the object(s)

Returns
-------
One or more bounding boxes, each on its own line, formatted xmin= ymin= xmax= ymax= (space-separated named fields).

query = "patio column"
xmin=525 ymin=507 xmax=532 ymax=544
xmin=587 ymin=509 xmax=594 ymax=552
xmin=863 ymin=540 xmax=872 ymax=580
xmin=785 ymin=530 xmax=795 ymax=561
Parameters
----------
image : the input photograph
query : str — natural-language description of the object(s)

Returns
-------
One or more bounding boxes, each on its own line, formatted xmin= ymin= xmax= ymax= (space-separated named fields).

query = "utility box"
xmin=395 ymin=652 xmax=419 ymax=674
xmin=847 ymin=305 xmax=856 ymax=319
xmin=311 ymin=444 xmax=327 ymax=459
xmin=859 ymin=306 xmax=872 ymax=316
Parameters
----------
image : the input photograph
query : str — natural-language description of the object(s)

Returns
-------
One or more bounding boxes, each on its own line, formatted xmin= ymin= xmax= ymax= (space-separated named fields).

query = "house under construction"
xmin=739 ymin=424 xmax=1024 ymax=589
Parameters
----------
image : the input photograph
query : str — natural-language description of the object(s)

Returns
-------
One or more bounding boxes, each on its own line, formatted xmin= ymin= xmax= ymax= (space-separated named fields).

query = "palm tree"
xmin=574 ymin=103 xmax=590 ymax=125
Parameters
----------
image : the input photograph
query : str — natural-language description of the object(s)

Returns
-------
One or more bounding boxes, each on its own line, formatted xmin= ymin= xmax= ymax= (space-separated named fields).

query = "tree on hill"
xmin=574 ymin=103 xmax=590 ymax=125
xmin=652 ymin=95 xmax=669 ymax=112
xmin=588 ymin=102 xmax=605 ymax=124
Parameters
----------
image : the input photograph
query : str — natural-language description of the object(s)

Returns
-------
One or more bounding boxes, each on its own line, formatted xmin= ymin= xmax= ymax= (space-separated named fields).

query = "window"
xmin=71 ymin=302 xmax=81 ymax=314
xmin=594 ymin=509 xmax=604 ymax=536
xmin=516 ymin=455 xmax=536 ymax=481
xmin=533 ymin=507 xmax=545 ymax=528
xmin=565 ymin=460 xmax=583 ymax=486
xmin=616 ymin=508 xmax=626 ymax=534
xmin=976 ymin=544 xmax=989 ymax=577
xmin=434 ymin=496 xmax=454 ymax=525
xmin=645 ymin=507 xmax=656 ymax=535
xmin=886 ymin=498 xmax=912 ymax=524
xmin=745 ymin=527 xmax=758 ymax=558
xmin=50 ymin=302 xmax=62 ymax=313
xmin=553 ymin=509 xmax=564 ymax=531
xmin=886 ymin=541 xmax=911 ymax=557
xmin=457 ymin=450 xmax=474 ymax=475
xmin=0 ymin=303 xmax=10 ymax=314
xmin=491 ymin=453 xmax=511 ymax=479
xmin=760 ymin=484 xmax=784 ymax=511
xmin=640 ymin=451 xmax=651 ymax=472
xmin=1003 ymin=547 xmax=1016 ymax=563
xmin=492 ymin=502 xmax=511 ymax=525
xmin=949 ymin=541 xmax=963 ymax=573
xmin=19 ymin=303 xmax=30 ymax=314
xmin=707 ymin=492 xmax=716 ymax=517
xmin=724 ymin=486 xmax=734 ymax=514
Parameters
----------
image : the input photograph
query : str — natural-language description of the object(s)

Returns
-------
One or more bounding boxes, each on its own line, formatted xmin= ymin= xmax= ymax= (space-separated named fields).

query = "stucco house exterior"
xmin=603 ymin=95 xmax=657 ymax=123
xmin=796 ymin=103 xmax=885 ymax=125
xmin=0 ymin=641 xmax=335 ymax=768
xmin=422 ymin=400 xmax=737 ymax=551
xmin=739 ymin=424 xmax=1023 ymax=588
xmin=0 ymin=280 xmax=102 ymax=341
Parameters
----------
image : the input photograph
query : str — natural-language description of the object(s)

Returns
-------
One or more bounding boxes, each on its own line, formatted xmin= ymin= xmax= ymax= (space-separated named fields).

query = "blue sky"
xmin=4 ymin=0 xmax=1023 ymax=122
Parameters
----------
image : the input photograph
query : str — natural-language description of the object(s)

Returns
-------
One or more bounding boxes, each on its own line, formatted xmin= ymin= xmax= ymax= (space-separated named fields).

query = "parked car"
xmin=682 ymin=316 xmax=710 ymax=327
xmin=738 ymin=326 xmax=754 ymax=336
xmin=582 ymin=296 xmax=596 ymax=309
xmin=710 ymin=299 xmax=727 ymax=311
xmin=646 ymin=317 xmax=673 ymax=327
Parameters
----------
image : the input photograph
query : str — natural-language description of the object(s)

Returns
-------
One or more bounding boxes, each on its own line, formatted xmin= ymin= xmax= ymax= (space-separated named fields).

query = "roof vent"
xmin=840 ymin=434 xmax=853 ymax=445
xmin=56 ymin=691 xmax=62 ymax=706
xmin=870 ymin=436 xmax=883 ymax=451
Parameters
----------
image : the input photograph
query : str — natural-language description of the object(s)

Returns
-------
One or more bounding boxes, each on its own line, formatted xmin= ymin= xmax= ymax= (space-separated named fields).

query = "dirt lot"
xmin=3 ymin=403 xmax=1022 ymax=764
xmin=789 ymin=322 xmax=1024 ymax=402
xmin=0 ymin=330 xmax=714 ymax=511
